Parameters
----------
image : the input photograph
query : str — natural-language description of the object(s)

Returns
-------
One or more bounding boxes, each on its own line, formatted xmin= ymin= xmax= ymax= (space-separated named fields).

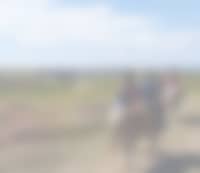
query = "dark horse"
xmin=111 ymin=71 xmax=184 ymax=173
xmin=110 ymin=73 xmax=165 ymax=172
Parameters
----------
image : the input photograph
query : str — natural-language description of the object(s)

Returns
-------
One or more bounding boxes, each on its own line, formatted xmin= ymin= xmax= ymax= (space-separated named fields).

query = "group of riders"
xmin=109 ymin=70 xmax=183 ymax=172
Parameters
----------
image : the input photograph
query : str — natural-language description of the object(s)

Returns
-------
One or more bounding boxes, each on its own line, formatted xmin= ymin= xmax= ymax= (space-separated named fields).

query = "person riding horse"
xmin=110 ymin=72 xmax=165 ymax=172
xmin=109 ymin=71 xmax=183 ymax=173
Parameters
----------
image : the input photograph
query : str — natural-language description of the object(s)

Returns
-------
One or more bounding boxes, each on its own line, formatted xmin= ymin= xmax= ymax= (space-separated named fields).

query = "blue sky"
xmin=0 ymin=0 xmax=199 ymax=69
xmin=60 ymin=0 xmax=200 ymax=27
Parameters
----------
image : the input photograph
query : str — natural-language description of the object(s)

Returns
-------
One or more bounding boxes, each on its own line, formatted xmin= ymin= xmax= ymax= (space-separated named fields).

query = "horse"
xmin=108 ymin=73 xmax=166 ymax=172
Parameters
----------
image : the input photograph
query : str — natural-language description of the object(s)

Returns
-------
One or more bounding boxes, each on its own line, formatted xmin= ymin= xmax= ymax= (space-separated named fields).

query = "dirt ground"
xmin=0 ymin=76 xmax=199 ymax=173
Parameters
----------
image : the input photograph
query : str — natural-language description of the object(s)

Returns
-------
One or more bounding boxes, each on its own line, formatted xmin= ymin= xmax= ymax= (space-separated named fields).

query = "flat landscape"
xmin=0 ymin=71 xmax=199 ymax=173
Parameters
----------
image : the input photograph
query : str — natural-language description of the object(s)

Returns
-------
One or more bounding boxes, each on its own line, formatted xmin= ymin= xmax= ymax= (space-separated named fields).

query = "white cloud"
xmin=0 ymin=0 xmax=199 ymax=68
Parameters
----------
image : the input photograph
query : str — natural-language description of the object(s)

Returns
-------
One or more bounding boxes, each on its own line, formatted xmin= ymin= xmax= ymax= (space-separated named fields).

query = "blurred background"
xmin=0 ymin=0 xmax=200 ymax=172
xmin=0 ymin=68 xmax=199 ymax=173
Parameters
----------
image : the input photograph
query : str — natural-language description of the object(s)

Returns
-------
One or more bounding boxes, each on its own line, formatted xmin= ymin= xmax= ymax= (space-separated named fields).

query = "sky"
xmin=0 ymin=0 xmax=200 ymax=69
